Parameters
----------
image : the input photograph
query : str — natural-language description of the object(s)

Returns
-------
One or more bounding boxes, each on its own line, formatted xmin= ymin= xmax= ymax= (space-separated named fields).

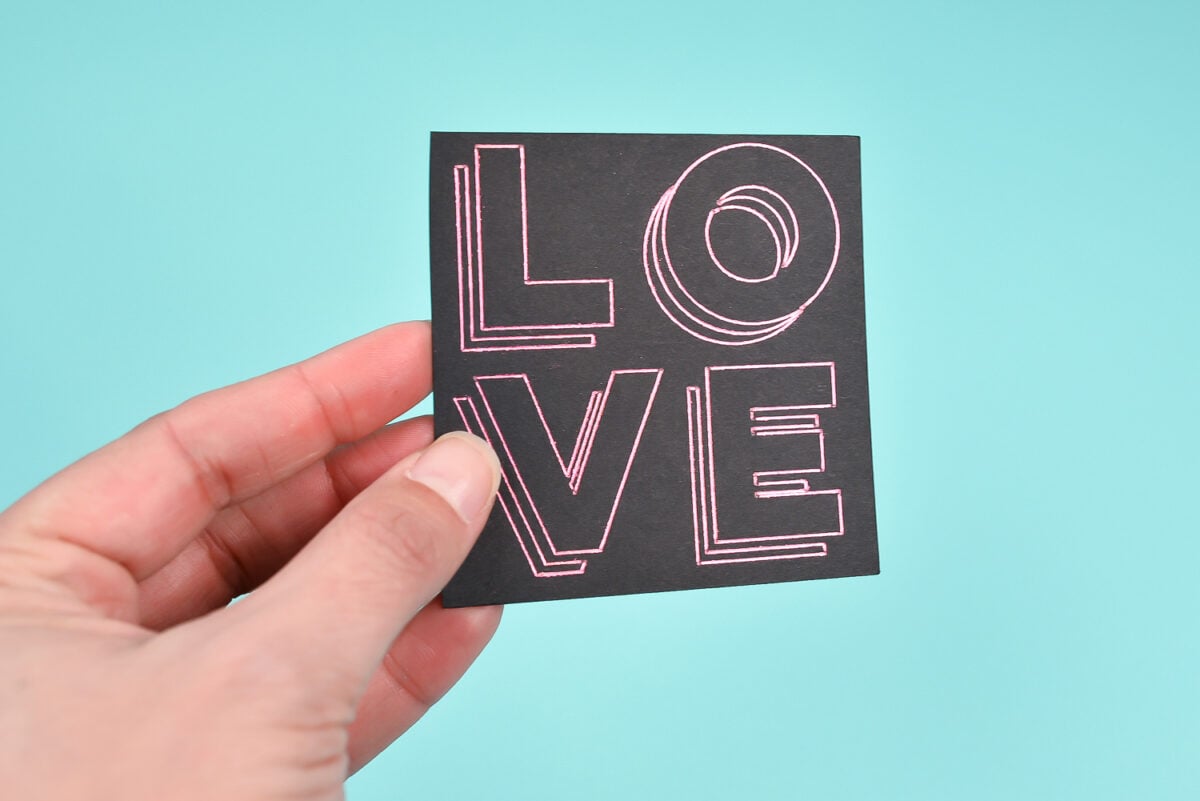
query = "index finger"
xmin=1 ymin=322 xmax=432 ymax=581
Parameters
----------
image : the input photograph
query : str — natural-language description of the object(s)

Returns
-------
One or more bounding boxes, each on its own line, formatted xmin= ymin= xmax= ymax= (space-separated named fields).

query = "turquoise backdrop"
xmin=2 ymin=2 xmax=1197 ymax=798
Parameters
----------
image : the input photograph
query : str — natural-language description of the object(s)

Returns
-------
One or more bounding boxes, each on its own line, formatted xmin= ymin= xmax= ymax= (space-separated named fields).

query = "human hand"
xmin=0 ymin=322 xmax=502 ymax=800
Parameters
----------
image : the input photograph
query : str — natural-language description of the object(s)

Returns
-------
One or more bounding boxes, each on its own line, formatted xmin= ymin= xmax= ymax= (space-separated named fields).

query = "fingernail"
xmin=407 ymin=432 xmax=501 ymax=521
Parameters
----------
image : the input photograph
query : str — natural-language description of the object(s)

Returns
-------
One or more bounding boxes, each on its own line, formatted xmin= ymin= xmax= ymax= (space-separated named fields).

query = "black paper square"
xmin=430 ymin=133 xmax=878 ymax=606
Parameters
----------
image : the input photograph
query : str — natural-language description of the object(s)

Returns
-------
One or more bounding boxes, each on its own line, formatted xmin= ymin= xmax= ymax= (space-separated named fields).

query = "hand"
xmin=0 ymin=322 xmax=502 ymax=800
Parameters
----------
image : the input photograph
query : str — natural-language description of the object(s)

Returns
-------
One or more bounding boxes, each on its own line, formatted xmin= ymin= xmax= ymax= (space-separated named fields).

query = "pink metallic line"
xmin=473 ymin=382 xmax=567 ymax=559
xmin=642 ymin=143 xmax=841 ymax=346
xmin=501 ymin=372 xmax=634 ymax=497
xmin=455 ymin=164 xmax=591 ymax=351
xmin=569 ymin=392 xmax=604 ymax=496
xmin=455 ymin=396 xmax=586 ymax=574
xmin=725 ymin=499 xmax=842 ymax=540
xmin=655 ymin=146 xmax=827 ymax=327
xmin=723 ymin=496 xmax=842 ymax=541
xmin=688 ymin=364 xmax=842 ymax=563
xmin=750 ymin=412 xmax=820 ymax=427
xmin=645 ymin=191 xmax=794 ymax=346
xmin=566 ymin=390 xmax=603 ymax=484
xmin=649 ymin=190 xmax=793 ymax=339
xmin=455 ymin=145 xmax=615 ymax=351
xmin=474 ymin=145 xmax=614 ymax=331
xmin=568 ymin=407 xmax=600 ymax=491
xmin=687 ymin=386 xmax=707 ymax=565
xmin=754 ymin=489 xmax=811 ymax=499
xmin=696 ymin=547 xmax=828 ymax=565
xmin=686 ymin=386 xmax=710 ymax=563
xmin=709 ymin=369 xmax=835 ymax=543
xmin=703 ymin=370 xmax=719 ymax=542
xmin=750 ymin=402 xmax=834 ymax=413
xmin=685 ymin=385 xmax=821 ymax=558
xmin=747 ymin=426 xmax=828 ymax=475
xmin=586 ymin=368 xmax=664 ymax=554
xmin=455 ymin=165 xmax=470 ymax=353
xmin=716 ymin=497 xmax=842 ymax=542
xmin=751 ymin=425 xmax=822 ymax=437
xmin=490 ymin=372 xmax=601 ymax=488
xmin=753 ymin=471 xmax=812 ymax=487
xmin=704 ymin=183 xmax=802 ymax=284
xmin=454 ymin=396 xmax=586 ymax=577
xmin=717 ymin=184 xmax=800 ymax=266
xmin=472 ymin=146 xmax=613 ymax=332
xmin=465 ymin=394 xmax=589 ymax=573
xmin=719 ymin=360 xmax=836 ymax=372
xmin=740 ymin=362 xmax=838 ymax=412
xmin=705 ymin=204 xmax=784 ymax=284
xmin=699 ymin=539 xmax=831 ymax=554
xmin=712 ymin=202 xmax=789 ymax=266
xmin=461 ymin=393 xmax=593 ymax=573
xmin=566 ymin=393 xmax=601 ymax=478
xmin=657 ymin=153 xmax=796 ymax=328
xmin=473 ymin=369 xmax=662 ymax=561
xmin=706 ymin=364 xmax=841 ymax=545
xmin=718 ymin=361 xmax=837 ymax=407
xmin=754 ymin=487 xmax=841 ymax=503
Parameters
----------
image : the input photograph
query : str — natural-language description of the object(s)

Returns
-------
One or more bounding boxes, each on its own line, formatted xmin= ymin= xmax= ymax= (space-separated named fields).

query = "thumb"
xmin=226 ymin=430 xmax=501 ymax=694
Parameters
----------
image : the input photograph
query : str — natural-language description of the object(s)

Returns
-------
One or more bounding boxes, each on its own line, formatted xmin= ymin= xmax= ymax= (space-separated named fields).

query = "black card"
xmin=430 ymin=133 xmax=878 ymax=606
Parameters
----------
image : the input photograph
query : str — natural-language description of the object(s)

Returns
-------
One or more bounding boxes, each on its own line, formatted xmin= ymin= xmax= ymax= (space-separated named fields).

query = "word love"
xmin=447 ymin=141 xmax=848 ymax=577
xmin=433 ymin=133 xmax=875 ymax=603
xmin=452 ymin=363 xmax=844 ymax=576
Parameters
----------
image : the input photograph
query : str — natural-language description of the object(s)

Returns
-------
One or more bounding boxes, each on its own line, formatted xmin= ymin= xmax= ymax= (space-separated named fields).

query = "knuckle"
xmin=381 ymin=645 xmax=439 ymax=711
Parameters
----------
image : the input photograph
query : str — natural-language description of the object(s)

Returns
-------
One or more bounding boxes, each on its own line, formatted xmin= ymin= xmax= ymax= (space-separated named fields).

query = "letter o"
xmin=642 ymin=143 xmax=841 ymax=346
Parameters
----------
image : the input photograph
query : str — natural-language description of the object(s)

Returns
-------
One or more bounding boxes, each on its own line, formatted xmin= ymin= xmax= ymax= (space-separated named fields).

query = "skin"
xmin=0 ymin=322 xmax=504 ymax=800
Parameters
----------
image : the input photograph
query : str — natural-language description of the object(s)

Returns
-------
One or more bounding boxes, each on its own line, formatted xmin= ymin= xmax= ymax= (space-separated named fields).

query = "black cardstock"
xmin=430 ymin=133 xmax=879 ymax=606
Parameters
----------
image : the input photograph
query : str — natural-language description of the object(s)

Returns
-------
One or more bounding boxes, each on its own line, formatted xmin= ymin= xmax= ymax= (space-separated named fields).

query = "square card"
xmin=429 ymin=133 xmax=878 ymax=606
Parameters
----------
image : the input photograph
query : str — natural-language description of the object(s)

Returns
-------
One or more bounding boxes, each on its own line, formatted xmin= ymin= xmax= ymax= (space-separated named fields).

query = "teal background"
xmin=2 ymin=1 xmax=1197 ymax=798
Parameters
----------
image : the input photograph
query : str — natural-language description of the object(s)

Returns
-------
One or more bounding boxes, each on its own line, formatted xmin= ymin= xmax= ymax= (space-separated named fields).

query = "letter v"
xmin=453 ymin=369 xmax=663 ymax=577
